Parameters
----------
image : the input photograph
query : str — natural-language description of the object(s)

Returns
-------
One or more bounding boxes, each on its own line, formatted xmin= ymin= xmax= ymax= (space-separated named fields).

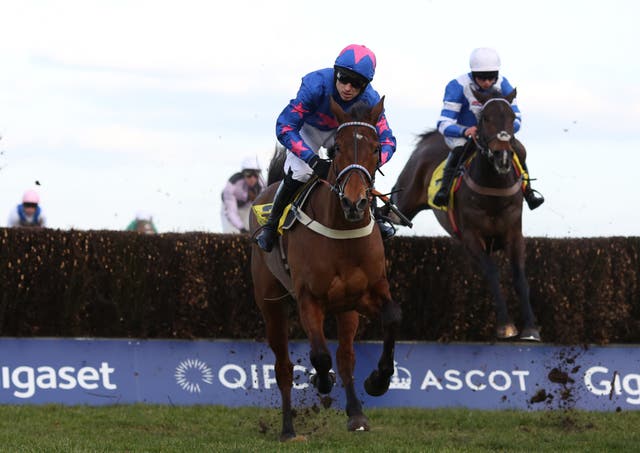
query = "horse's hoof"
xmin=310 ymin=371 xmax=335 ymax=394
xmin=364 ymin=370 xmax=391 ymax=397
xmin=280 ymin=433 xmax=307 ymax=442
xmin=347 ymin=415 xmax=370 ymax=432
xmin=520 ymin=327 xmax=541 ymax=342
xmin=496 ymin=323 xmax=518 ymax=339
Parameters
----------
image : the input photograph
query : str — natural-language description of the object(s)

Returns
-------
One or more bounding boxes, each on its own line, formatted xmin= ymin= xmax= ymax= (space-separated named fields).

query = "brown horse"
xmin=389 ymin=88 xmax=540 ymax=342
xmin=250 ymin=97 xmax=401 ymax=441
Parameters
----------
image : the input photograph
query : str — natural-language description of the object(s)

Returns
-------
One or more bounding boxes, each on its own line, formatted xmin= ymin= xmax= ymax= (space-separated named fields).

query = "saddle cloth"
xmin=426 ymin=152 xmax=528 ymax=211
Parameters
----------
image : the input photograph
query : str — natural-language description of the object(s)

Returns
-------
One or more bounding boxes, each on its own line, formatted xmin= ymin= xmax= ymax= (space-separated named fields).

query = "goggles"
xmin=336 ymin=70 xmax=367 ymax=90
xmin=473 ymin=71 xmax=499 ymax=81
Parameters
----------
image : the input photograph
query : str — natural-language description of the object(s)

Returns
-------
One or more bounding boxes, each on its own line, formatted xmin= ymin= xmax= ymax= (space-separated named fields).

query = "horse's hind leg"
xmin=260 ymin=298 xmax=299 ymax=441
xmin=364 ymin=296 xmax=401 ymax=397
xmin=336 ymin=311 xmax=369 ymax=431
xmin=299 ymin=297 xmax=334 ymax=394
xmin=509 ymin=236 xmax=541 ymax=341
xmin=252 ymin=255 xmax=300 ymax=441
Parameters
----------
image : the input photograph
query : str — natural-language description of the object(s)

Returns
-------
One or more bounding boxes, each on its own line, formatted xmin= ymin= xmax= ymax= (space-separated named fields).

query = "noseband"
xmin=332 ymin=121 xmax=379 ymax=197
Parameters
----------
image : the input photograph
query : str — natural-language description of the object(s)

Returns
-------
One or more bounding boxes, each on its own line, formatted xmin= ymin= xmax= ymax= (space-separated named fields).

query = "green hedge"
xmin=0 ymin=228 xmax=638 ymax=344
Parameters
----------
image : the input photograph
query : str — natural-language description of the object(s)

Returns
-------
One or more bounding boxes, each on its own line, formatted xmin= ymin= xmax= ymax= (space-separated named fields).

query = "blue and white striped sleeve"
xmin=437 ymin=79 xmax=467 ymax=137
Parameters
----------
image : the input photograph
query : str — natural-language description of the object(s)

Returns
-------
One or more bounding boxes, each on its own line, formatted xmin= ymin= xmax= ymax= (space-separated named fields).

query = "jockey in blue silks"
xmin=432 ymin=47 xmax=544 ymax=210
xmin=256 ymin=44 xmax=397 ymax=252
xmin=8 ymin=189 xmax=46 ymax=228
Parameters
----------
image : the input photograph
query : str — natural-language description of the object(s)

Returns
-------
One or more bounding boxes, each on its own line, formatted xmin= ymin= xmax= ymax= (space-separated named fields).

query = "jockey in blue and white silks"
xmin=432 ymin=47 xmax=544 ymax=210
xmin=256 ymin=44 xmax=397 ymax=252
xmin=437 ymin=73 xmax=521 ymax=148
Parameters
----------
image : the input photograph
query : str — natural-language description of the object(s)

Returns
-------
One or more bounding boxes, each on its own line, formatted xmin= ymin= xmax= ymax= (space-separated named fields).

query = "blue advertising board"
xmin=0 ymin=338 xmax=639 ymax=411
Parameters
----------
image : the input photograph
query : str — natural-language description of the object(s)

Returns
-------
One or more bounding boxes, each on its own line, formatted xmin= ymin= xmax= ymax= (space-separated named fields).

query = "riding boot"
xmin=432 ymin=145 xmax=466 ymax=207
xmin=255 ymin=173 xmax=304 ymax=252
xmin=373 ymin=203 xmax=396 ymax=240
xmin=521 ymin=161 xmax=545 ymax=210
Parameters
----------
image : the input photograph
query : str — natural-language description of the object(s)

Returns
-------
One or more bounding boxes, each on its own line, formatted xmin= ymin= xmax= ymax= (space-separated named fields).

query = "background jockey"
xmin=256 ymin=44 xmax=397 ymax=252
xmin=8 ymin=189 xmax=46 ymax=228
xmin=433 ymin=47 xmax=545 ymax=210
xmin=221 ymin=156 xmax=266 ymax=234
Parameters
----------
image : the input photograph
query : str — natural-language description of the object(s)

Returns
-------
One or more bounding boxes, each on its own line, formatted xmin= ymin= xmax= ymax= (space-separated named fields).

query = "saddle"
xmin=252 ymin=178 xmax=319 ymax=234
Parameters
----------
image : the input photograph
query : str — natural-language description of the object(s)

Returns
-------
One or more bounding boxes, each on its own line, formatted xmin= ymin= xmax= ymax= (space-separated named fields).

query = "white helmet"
xmin=469 ymin=48 xmax=501 ymax=72
xmin=241 ymin=156 xmax=261 ymax=172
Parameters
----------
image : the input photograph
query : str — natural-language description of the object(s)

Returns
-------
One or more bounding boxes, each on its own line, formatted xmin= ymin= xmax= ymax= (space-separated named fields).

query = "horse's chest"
xmin=325 ymin=268 xmax=371 ymax=304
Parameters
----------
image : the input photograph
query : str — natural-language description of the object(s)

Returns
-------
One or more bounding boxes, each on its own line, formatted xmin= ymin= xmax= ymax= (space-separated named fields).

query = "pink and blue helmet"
xmin=334 ymin=44 xmax=377 ymax=82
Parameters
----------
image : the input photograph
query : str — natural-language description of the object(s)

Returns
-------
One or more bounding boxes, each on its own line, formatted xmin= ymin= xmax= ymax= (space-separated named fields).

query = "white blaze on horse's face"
xmin=488 ymin=149 xmax=512 ymax=175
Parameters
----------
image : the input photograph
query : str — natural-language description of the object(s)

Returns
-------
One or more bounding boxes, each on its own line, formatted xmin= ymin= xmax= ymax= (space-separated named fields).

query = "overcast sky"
xmin=0 ymin=0 xmax=638 ymax=237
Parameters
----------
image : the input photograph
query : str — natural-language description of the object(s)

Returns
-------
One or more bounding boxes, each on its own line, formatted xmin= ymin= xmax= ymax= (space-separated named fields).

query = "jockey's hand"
xmin=464 ymin=126 xmax=477 ymax=138
xmin=308 ymin=155 xmax=331 ymax=179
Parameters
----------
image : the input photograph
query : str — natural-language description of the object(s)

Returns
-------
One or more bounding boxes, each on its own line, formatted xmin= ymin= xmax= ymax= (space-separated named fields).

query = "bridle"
xmin=465 ymin=96 xmax=523 ymax=192
xmin=331 ymin=121 xmax=379 ymax=200
xmin=473 ymin=97 xmax=516 ymax=173
xmin=475 ymin=98 xmax=514 ymax=155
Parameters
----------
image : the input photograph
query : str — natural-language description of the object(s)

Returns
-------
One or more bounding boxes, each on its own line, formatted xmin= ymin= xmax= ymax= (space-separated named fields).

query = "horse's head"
xmin=473 ymin=88 xmax=517 ymax=175
xmin=329 ymin=97 xmax=384 ymax=222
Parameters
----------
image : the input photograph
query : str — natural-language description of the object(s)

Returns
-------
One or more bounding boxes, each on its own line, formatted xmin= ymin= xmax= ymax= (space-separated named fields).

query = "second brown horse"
xmin=389 ymin=88 xmax=540 ymax=342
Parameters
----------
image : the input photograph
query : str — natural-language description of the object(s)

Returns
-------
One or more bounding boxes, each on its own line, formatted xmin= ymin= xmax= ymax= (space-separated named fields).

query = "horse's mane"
xmin=267 ymin=142 xmax=287 ymax=185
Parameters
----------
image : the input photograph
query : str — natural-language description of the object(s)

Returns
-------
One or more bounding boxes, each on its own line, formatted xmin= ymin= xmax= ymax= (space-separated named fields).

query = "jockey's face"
xmin=243 ymin=171 xmax=259 ymax=186
xmin=336 ymin=79 xmax=362 ymax=102
xmin=474 ymin=76 xmax=497 ymax=90
xmin=22 ymin=203 xmax=37 ymax=216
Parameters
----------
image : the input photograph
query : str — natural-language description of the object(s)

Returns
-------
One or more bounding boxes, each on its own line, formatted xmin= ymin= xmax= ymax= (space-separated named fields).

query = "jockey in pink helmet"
xmin=256 ymin=44 xmax=397 ymax=252
xmin=8 ymin=189 xmax=46 ymax=227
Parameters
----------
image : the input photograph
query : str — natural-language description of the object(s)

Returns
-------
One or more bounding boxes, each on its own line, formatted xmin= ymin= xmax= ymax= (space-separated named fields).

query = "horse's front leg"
xmin=336 ymin=311 xmax=369 ymax=431
xmin=298 ymin=297 xmax=334 ymax=394
xmin=467 ymin=242 xmax=517 ymax=339
xmin=509 ymin=236 xmax=541 ymax=341
xmin=364 ymin=292 xmax=401 ymax=397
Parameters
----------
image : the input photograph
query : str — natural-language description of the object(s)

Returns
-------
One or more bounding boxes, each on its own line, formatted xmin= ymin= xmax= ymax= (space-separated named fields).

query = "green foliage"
xmin=0 ymin=405 xmax=638 ymax=452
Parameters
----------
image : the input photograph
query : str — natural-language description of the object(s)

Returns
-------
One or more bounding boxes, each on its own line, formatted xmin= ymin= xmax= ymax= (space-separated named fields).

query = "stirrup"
xmin=525 ymin=189 xmax=545 ymax=210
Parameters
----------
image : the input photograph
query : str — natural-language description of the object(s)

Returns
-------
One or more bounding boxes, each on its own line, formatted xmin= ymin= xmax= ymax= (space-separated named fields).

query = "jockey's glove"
xmin=308 ymin=155 xmax=331 ymax=179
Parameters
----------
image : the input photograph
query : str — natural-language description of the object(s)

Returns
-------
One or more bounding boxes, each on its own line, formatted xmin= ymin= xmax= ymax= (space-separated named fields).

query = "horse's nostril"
xmin=356 ymin=198 xmax=368 ymax=211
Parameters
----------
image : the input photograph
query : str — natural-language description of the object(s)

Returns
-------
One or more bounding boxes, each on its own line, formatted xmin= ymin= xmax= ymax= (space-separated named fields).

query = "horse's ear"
xmin=330 ymin=97 xmax=348 ymax=123
xmin=505 ymin=88 xmax=517 ymax=104
xmin=370 ymin=95 xmax=385 ymax=124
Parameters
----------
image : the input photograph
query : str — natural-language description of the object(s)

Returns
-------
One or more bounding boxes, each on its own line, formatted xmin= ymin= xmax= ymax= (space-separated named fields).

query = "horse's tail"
xmin=267 ymin=142 xmax=287 ymax=185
